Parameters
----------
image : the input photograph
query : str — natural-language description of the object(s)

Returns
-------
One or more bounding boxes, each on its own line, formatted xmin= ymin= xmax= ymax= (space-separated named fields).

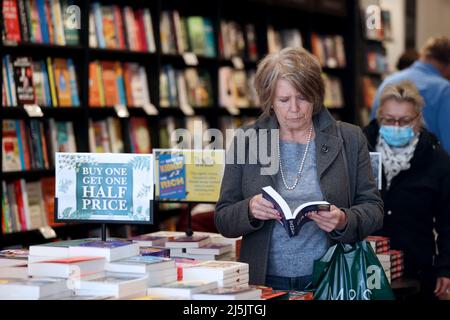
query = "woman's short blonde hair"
xmin=376 ymin=81 xmax=426 ymax=128
xmin=254 ymin=47 xmax=325 ymax=118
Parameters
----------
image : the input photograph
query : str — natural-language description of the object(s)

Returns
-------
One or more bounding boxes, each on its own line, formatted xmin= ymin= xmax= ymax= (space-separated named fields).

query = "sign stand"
xmin=185 ymin=203 xmax=194 ymax=237
xmin=101 ymin=224 xmax=107 ymax=242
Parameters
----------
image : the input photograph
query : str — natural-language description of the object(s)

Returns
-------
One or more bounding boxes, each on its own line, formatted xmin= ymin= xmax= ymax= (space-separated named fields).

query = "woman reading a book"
xmin=215 ymin=47 xmax=384 ymax=291
xmin=363 ymin=81 xmax=450 ymax=300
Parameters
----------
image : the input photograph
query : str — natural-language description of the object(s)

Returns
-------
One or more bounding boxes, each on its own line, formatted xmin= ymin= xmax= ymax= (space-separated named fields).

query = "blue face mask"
xmin=379 ymin=125 xmax=415 ymax=147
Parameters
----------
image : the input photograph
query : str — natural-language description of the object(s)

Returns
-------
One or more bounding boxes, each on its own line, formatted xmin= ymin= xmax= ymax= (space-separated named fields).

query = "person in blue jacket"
xmin=370 ymin=37 xmax=450 ymax=155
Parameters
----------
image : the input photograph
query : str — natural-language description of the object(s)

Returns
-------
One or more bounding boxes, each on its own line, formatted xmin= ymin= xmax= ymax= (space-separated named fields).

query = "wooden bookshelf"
xmin=1 ymin=0 xmax=359 ymax=249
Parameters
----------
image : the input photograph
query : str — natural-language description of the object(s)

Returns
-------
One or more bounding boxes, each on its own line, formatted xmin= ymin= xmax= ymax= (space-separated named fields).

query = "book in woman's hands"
xmin=262 ymin=186 xmax=330 ymax=238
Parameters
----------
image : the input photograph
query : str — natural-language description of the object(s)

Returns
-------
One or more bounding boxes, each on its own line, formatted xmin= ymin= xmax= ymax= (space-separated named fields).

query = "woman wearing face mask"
xmin=363 ymin=81 xmax=450 ymax=300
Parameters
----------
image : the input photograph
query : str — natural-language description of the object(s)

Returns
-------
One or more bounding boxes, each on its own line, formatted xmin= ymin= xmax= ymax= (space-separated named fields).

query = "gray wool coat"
xmin=215 ymin=107 xmax=384 ymax=285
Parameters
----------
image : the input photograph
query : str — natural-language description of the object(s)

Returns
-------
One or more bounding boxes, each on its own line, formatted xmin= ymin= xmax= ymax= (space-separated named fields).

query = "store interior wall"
xmin=416 ymin=0 xmax=450 ymax=49
xmin=380 ymin=0 xmax=406 ymax=72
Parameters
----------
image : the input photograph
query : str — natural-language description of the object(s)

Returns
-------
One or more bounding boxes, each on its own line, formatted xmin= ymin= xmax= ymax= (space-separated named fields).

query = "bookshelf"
xmin=1 ymin=0 xmax=360 ymax=249
xmin=355 ymin=0 xmax=391 ymax=125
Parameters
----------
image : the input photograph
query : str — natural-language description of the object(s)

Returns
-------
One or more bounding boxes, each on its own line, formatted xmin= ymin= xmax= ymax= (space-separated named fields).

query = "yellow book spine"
xmin=96 ymin=61 xmax=106 ymax=107
xmin=46 ymin=57 xmax=58 ymax=107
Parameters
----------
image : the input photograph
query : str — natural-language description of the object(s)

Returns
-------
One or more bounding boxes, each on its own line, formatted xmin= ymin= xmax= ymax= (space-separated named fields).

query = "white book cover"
xmin=75 ymin=274 xmax=148 ymax=299
xmin=182 ymin=261 xmax=249 ymax=281
xmin=192 ymin=286 xmax=261 ymax=300
xmin=68 ymin=241 xmax=140 ymax=262
xmin=0 ymin=277 xmax=69 ymax=299
xmin=105 ymin=256 xmax=175 ymax=273
xmin=147 ymin=280 xmax=218 ymax=298
xmin=29 ymin=239 xmax=94 ymax=258
xmin=28 ymin=256 xmax=105 ymax=278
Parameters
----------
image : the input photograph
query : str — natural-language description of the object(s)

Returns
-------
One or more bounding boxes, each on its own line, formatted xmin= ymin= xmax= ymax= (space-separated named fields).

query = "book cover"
xmin=101 ymin=61 xmax=119 ymax=106
xmin=129 ymin=118 xmax=151 ymax=153
xmin=262 ymin=186 xmax=330 ymax=237
xmin=101 ymin=5 xmax=117 ymax=49
xmin=12 ymin=56 xmax=35 ymax=105
xmin=2 ymin=120 xmax=22 ymax=171
xmin=17 ymin=0 xmax=30 ymax=42
xmin=3 ymin=0 xmax=22 ymax=43
xmin=75 ymin=240 xmax=133 ymax=249
xmin=61 ymin=0 xmax=79 ymax=45
xmin=187 ymin=16 xmax=206 ymax=56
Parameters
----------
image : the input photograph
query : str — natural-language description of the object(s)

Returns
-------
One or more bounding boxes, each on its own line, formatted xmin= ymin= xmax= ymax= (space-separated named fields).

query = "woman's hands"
xmin=249 ymin=194 xmax=282 ymax=221
xmin=307 ymin=205 xmax=348 ymax=233
xmin=435 ymin=277 xmax=450 ymax=299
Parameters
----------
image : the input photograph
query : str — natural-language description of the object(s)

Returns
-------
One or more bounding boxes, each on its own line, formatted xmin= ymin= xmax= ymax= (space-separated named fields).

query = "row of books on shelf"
xmin=366 ymin=50 xmax=388 ymax=74
xmin=311 ymin=33 xmax=346 ymax=69
xmin=88 ymin=117 xmax=153 ymax=154
xmin=89 ymin=2 xmax=155 ymax=53
xmin=2 ymin=119 xmax=76 ymax=172
xmin=160 ymin=65 xmax=213 ymax=108
xmin=322 ymin=73 xmax=344 ymax=109
xmin=219 ymin=67 xmax=259 ymax=109
xmin=219 ymin=20 xmax=258 ymax=61
xmin=267 ymin=25 xmax=303 ymax=54
xmin=2 ymin=177 xmax=57 ymax=234
xmin=2 ymin=115 xmax=258 ymax=173
xmin=2 ymin=55 xmax=79 ymax=107
xmin=2 ymin=0 xmax=79 ymax=45
xmin=362 ymin=76 xmax=381 ymax=109
xmin=366 ymin=236 xmax=404 ymax=282
xmin=160 ymin=11 xmax=215 ymax=57
xmin=89 ymin=60 xmax=150 ymax=107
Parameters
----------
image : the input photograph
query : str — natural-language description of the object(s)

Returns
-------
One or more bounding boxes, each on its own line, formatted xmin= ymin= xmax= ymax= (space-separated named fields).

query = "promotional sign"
xmin=154 ymin=149 xmax=225 ymax=203
xmin=55 ymin=153 xmax=154 ymax=223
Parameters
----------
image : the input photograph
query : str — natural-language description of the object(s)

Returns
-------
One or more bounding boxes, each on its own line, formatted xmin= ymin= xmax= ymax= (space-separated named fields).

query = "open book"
xmin=262 ymin=186 xmax=330 ymax=237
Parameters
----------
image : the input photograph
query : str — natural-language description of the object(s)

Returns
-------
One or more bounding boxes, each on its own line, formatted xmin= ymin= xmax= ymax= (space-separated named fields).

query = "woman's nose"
xmin=289 ymin=99 xmax=300 ymax=112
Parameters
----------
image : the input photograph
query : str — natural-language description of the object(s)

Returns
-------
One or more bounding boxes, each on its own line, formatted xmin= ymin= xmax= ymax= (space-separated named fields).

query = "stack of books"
xmin=0 ymin=249 xmax=29 ymax=278
xmin=219 ymin=21 xmax=258 ymax=61
xmin=366 ymin=236 xmax=404 ymax=282
xmin=181 ymin=260 xmax=250 ymax=288
xmin=146 ymin=279 xmax=218 ymax=299
xmin=105 ymin=256 xmax=177 ymax=287
xmin=0 ymin=277 xmax=72 ymax=300
xmin=192 ymin=286 xmax=262 ymax=300
xmin=377 ymin=250 xmax=404 ymax=282
xmin=310 ymin=33 xmax=347 ymax=69
xmin=88 ymin=117 xmax=124 ymax=153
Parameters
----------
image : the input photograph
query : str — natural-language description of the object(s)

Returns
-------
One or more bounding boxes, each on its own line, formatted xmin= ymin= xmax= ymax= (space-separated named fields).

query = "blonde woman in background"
xmin=363 ymin=81 xmax=450 ymax=300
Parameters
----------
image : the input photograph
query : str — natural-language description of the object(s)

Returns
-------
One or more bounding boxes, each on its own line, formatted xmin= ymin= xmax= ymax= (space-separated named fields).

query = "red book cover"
xmin=14 ymin=180 xmax=27 ymax=231
xmin=41 ymin=176 xmax=63 ymax=227
xmin=101 ymin=61 xmax=119 ymax=106
xmin=39 ymin=122 xmax=49 ymax=168
xmin=3 ymin=0 xmax=22 ymax=43
xmin=123 ymin=63 xmax=134 ymax=106
xmin=134 ymin=9 xmax=147 ymax=52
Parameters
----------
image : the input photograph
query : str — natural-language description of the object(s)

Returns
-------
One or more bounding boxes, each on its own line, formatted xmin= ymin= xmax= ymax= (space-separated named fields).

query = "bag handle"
xmin=336 ymin=121 xmax=352 ymax=207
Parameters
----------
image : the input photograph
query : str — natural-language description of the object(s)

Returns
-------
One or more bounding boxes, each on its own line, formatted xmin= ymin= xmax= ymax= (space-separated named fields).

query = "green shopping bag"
xmin=312 ymin=241 xmax=395 ymax=300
